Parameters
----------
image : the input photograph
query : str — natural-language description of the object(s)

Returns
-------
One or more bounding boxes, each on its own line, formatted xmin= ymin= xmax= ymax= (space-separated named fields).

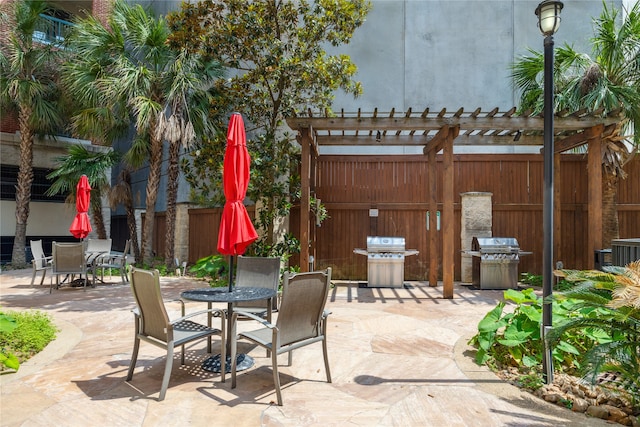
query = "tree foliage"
xmin=63 ymin=0 xmax=223 ymax=265
xmin=167 ymin=0 xmax=371 ymax=252
xmin=0 ymin=0 xmax=66 ymax=266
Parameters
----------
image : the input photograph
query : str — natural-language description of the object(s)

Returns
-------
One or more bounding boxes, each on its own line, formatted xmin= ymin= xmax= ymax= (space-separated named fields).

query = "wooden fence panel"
xmin=180 ymin=154 xmax=639 ymax=280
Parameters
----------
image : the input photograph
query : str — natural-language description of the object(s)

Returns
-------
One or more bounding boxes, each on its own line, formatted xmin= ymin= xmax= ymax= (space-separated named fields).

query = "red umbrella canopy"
xmin=69 ymin=175 xmax=92 ymax=239
xmin=217 ymin=113 xmax=258 ymax=255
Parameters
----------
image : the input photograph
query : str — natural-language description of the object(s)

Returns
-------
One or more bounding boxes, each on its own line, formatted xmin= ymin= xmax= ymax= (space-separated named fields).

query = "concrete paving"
xmin=0 ymin=268 xmax=609 ymax=427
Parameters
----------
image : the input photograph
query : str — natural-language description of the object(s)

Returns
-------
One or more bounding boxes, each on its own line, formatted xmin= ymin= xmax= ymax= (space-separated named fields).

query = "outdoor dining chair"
xmin=233 ymin=256 xmax=281 ymax=321
xmin=127 ymin=267 xmax=227 ymax=401
xmin=92 ymin=239 xmax=130 ymax=285
xmin=51 ymin=242 xmax=89 ymax=293
xmin=29 ymin=239 xmax=52 ymax=286
xmin=230 ymin=268 xmax=332 ymax=406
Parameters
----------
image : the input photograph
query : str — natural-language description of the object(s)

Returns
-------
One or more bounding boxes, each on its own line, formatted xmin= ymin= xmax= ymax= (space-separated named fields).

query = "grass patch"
xmin=0 ymin=309 xmax=58 ymax=370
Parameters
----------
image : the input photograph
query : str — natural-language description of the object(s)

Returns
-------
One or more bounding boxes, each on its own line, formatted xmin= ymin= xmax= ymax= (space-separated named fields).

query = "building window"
xmin=0 ymin=165 xmax=66 ymax=202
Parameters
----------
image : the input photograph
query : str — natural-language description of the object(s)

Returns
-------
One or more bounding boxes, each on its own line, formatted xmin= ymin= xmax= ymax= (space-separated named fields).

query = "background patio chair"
xmin=230 ymin=268 xmax=332 ymax=406
xmin=92 ymin=239 xmax=130 ymax=285
xmin=126 ymin=267 xmax=226 ymax=401
xmin=233 ymin=256 xmax=281 ymax=321
xmin=51 ymin=241 xmax=88 ymax=293
xmin=29 ymin=239 xmax=52 ymax=286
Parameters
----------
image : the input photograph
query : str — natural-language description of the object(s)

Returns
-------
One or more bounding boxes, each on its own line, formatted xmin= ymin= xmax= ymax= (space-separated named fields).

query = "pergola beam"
xmin=285 ymin=108 xmax=621 ymax=299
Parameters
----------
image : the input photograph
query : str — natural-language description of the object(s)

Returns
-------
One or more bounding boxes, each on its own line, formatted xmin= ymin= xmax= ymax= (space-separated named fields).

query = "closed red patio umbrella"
xmin=69 ymin=175 xmax=92 ymax=239
xmin=217 ymin=113 xmax=258 ymax=290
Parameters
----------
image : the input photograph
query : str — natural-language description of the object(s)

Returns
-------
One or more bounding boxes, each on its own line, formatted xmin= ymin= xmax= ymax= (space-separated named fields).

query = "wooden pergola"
xmin=286 ymin=107 xmax=621 ymax=298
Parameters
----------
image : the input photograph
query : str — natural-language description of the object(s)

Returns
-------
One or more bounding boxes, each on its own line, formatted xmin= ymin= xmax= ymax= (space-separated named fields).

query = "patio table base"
xmin=202 ymin=353 xmax=254 ymax=373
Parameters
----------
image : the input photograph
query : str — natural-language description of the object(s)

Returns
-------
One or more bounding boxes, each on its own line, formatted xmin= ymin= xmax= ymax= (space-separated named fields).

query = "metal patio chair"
xmin=29 ymin=239 xmax=52 ymax=286
xmin=126 ymin=267 xmax=227 ymax=401
xmin=51 ymin=241 xmax=88 ymax=293
xmin=233 ymin=256 xmax=281 ymax=322
xmin=230 ymin=268 xmax=332 ymax=406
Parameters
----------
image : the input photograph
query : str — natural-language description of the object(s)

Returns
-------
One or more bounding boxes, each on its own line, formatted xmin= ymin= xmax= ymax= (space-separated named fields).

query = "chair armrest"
xmin=172 ymin=307 xmax=226 ymax=325
xmin=322 ymin=310 xmax=332 ymax=319
xmin=232 ymin=309 xmax=276 ymax=329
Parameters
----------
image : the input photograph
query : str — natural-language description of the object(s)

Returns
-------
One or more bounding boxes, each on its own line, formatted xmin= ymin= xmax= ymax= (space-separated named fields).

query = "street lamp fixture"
xmin=536 ymin=0 xmax=563 ymax=36
xmin=535 ymin=0 xmax=563 ymax=385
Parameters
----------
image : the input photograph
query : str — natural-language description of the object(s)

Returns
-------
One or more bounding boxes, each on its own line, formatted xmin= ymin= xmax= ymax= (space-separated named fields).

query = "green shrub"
xmin=189 ymin=254 xmax=229 ymax=287
xmin=0 ymin=309 xmax=58 ymax=370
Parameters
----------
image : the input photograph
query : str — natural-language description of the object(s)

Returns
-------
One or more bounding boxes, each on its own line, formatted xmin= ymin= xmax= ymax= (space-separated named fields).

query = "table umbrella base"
xmin=202 ymin=353 xmax=254 ymax=373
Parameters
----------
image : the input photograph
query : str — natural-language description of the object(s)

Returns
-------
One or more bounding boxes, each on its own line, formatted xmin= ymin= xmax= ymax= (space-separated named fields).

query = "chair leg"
xmin=230 ymin=329 xmax=237 ymax=387
xmin=272 ymin=349 xmax=283 ymax=406
xmin=159 ymin=346 xmax=175 ymax=401
xmin=220 ymin=323 xmax=227 ymax=384
xmin=39 ymin=269 xmax=47 ymax=286
xmin=31 ymin=267 xmax=37 ymax=286
xmin=126 ymin=337 xmax=140 ymax=381
xmin=322 ymin=336 xmax=332 ymax=383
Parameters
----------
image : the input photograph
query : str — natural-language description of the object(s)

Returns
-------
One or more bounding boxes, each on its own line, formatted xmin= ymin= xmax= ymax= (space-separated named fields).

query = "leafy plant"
xmin=0 ymin=310 xmax=58 ymax=371
xmin=549 ymin=262 xmax=640 ymax=402
xmin=189 ymin=254 xmax=229 ymax=287
xmin=520 ymin=273 xmax=542 ymax=287
xmin=0 ymin=313 xmax=19 ymax=370
xmin=469 ymin=288 xmax=604 ymax=374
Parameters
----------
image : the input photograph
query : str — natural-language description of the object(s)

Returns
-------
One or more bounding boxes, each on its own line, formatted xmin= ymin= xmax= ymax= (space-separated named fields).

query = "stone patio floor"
xmin=0 ymin=268 xmax=609 ymax=426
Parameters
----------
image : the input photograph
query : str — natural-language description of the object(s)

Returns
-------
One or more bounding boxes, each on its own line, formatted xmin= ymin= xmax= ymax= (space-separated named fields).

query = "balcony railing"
xmin=33 ymin=14 xmax=73 ymax=46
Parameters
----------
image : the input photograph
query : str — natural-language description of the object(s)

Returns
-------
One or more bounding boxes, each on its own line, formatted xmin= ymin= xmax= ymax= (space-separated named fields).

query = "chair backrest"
xmin=86 ymin=238 xmax=112 ymax=254
xmin=30 ymin=239 xmax=47 ymax=269
xmin=52 ymin=242 xmax=86 ymax=274
xmin=130 ymin=268 xmax=171 ymax=342
xmin=235 ymin=256 xmax=281 ymax=309
xmin=276 ymin=268 xmax=332 ymax=346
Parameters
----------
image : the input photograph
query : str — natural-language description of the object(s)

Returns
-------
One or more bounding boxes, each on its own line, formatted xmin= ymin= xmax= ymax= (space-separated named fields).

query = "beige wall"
xmin=1 ymin=200 xmax=75 ymax=236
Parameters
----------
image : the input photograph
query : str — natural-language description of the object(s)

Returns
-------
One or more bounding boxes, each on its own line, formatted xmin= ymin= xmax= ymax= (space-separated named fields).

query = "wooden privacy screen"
xmin=180 ymin=154 xmax=639 ymax=281
xmin=294 ymin=153 xmax=640 ymax=281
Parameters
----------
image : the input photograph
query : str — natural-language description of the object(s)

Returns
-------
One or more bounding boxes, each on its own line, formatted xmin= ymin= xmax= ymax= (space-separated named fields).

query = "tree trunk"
xmin=601 ymin=168 xmax=619 ymax=249
xmin=126 ymin=201 xmax=140 ymax=263
xmin=164 ymin=138 xmax=180 ymax=268
xmin=141 ymin=130 xmax=163 ymax=265
xmin=123 ymin=178 xmax=140 ymax=263
xmin=11 ymin=106 xmax=34 ymax=267
xmin=90 ymin=187 xmax=107 ymax=239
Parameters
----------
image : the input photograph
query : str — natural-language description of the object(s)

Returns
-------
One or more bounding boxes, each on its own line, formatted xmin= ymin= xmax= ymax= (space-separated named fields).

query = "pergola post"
xmin=299 ymin=126 xmax=312 ymax=272
xmin=587 ymin=132 xmax=603 ymax=268
xmin=428 ymin=148 xmax=438 ymax=287
xmin=554 ymin=153 xmax=562 ymax=266
xmin=442 ymin=126 xmax=458 ymax=299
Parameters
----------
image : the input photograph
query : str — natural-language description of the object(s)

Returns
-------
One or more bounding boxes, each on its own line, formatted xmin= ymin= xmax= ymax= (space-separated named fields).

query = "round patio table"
xmin=180 ymin=287 xmax=277 ymax=373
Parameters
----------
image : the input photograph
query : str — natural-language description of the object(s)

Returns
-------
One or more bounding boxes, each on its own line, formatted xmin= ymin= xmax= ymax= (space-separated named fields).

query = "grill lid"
xmin=366 ymin=236 xmax=405 ymax=252
xmin=472 ymin=237 xmax=520 ymax=254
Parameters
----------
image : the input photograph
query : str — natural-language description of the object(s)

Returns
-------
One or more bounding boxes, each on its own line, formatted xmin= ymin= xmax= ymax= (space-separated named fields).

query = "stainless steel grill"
xmin=467 ymin=237 xmax=530 ymax=289
xmin=354 ymin=236 xmax=418 ymax=288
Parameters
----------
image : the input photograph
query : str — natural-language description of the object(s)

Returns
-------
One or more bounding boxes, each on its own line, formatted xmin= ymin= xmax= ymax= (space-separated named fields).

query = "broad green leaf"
xmin=522 ymin=354 xmax=539 ymax=367
xmin=0 ymin=353 xmax=20 ymax=370
xmin=0 ymin=314 xmax=17 ymax=333
xmin=477 ymin=303 xmax=505 ymax=332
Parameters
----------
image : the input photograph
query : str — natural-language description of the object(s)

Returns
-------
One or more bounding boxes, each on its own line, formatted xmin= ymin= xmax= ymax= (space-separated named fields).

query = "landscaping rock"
xmin=571 ymin=398 xmax=589 ymax=413
xmin=587 ymin=405 xmax=610 ymax=419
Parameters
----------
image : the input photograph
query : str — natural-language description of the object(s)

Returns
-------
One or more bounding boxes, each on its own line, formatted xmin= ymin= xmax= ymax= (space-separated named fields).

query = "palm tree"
xmin=160 ymin=50 xmax=222 ymax=267
xmin=511 ymin=1 xmax=640 ymax=248
xmin=550 ymin=262 xmax=640 ymax=399
xmin=0 ymin=0 xmax=65 ymax=266
xmin=46 ymin=144 xmax=119 ymax=239
xmin=109 ymin=168 xmax=140 ymax=262
xmin=63 ymin=0 xmax=222 ymax=265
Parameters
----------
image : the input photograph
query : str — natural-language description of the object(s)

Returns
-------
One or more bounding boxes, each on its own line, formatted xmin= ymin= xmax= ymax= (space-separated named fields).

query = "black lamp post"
xmin=535 ymin=0 xmax=563 ymax=384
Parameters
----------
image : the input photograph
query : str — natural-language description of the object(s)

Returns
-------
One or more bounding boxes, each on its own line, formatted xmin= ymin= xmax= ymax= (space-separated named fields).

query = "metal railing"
xmin=33 ymin=14 xmax=73 ymax=46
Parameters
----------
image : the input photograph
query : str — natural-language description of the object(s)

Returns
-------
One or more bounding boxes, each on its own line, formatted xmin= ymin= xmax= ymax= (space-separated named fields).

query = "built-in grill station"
xmin=466 ymin=237 xmax=531 ymax=289
xmin=354 ymin=236 xmax=418 ymax=288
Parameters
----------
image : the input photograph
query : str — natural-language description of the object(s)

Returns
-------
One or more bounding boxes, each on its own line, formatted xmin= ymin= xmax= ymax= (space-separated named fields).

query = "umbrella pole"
xmin=226 ymin=255 xmax=234 ymax=357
